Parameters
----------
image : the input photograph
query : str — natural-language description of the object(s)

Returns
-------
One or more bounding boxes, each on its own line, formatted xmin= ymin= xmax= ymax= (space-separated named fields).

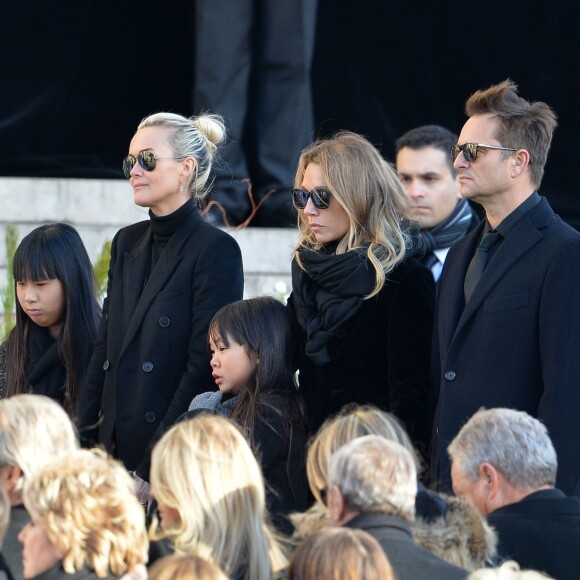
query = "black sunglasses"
xmin=122 ymin=151 xmax=184 ymax=179
xmin=292 ymin=188 xmax=332 ymax=209
xmin=450 ymin=143 xmax=519 ymax=163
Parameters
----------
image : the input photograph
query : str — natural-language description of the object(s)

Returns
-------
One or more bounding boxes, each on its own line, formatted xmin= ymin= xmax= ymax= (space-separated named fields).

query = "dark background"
xmin=1 ymin=0 xmax=578 ymax=228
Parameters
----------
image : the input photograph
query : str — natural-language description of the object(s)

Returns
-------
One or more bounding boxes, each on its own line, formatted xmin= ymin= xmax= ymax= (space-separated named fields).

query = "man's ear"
xmin=327 ymin=484 xmax=347 ymax=526
xmin=480 ymin=462 xmax=502 ymax=509
xmin=511 ymin=149 xmax=531 ymax=178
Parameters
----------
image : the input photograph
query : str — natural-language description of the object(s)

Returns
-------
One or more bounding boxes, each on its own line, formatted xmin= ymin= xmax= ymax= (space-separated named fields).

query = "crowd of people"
xmin=0 ymin=79 xmax=578 ymax=579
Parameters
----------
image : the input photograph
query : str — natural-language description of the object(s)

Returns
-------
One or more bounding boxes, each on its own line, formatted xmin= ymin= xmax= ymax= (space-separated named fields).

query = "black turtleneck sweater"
xmin=146 ymin=199 xmax=195 ymax=285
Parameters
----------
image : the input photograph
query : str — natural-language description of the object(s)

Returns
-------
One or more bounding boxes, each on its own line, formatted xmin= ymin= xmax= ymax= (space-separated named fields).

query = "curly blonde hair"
xmin=23 ymin=449 xmax=148 ymax=577
xmin=150 ymin=414 xmax=287 ymax=580
xmin=293 ymin=131 xmax=415 ymax=298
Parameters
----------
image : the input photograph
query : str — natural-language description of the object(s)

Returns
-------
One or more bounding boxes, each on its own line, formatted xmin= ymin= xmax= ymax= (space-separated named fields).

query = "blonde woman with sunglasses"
xmin=288 ymin=131 xmax=435 ymax=453
xmin=78 ymin=112 xmax=243 ymax=502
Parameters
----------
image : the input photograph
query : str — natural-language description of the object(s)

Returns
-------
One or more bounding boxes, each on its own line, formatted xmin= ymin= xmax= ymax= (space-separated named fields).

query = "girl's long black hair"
xmin=3 ymin=223 xmax=101 ymax=415
xmin=208 ymin=296 xmax=308 ymax=493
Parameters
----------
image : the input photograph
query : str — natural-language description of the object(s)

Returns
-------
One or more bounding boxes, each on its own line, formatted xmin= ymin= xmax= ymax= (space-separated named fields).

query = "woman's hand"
xmin=131 ymin=472 xmax=151 ymax=507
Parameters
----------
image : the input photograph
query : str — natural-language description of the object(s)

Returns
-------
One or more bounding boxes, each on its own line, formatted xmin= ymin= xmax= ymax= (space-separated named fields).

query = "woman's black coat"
xmin=78 ymin=209 xmax=243 ymax=478
xmin=289 ymin=257 xmax=435 ymax=449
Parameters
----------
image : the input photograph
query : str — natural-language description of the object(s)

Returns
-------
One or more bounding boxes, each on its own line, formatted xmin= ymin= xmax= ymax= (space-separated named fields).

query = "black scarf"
xmin=419 ymin=198 xmax=473 ymax=253
xmin=292 ymin=246 xmax=376 ymax=367
xmin=24 ymin=324 xmax=66 ymax=403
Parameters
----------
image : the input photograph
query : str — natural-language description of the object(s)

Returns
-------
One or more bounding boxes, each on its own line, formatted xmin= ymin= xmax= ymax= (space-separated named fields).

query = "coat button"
xmin=159 ymin=316 xmax=170 ymax=328
xmin=102 ymin=360 xmax=110 ymax=370
xmin=145 ymin=412 xmax=156 ymax=423
xmin=444 ymin=370 xmax=456 ymax=381
xmin=142 ymin=361 xmax=154 ymax=373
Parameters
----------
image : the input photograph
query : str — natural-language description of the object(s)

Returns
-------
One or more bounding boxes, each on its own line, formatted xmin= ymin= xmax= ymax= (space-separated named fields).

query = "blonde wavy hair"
xmin=293 ymin=131 xmax=415 ymax=298
xmin=150 ymin=414 xmax=287 ymax=580
xmin=306 ymin=405 xmax=421 ymax=504
xmin=23 ymin=448 xmax=148 ymax=577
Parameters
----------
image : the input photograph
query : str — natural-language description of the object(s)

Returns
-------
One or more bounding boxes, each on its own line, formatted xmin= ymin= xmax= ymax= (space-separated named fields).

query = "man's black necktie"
xmin=464 ymin=231 xmax=500 ymax=302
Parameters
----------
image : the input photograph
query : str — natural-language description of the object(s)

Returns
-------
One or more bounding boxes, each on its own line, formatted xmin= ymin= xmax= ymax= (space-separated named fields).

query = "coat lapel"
xmin=122 ymin=229 xmax=152 ymax=335
xmin=439 ymin=223 xmax=482 ymax=349
xmin=452 ymin=204 xmax=547 ymax=342
xmin=120 ymin=211 xmax=203 ymax=356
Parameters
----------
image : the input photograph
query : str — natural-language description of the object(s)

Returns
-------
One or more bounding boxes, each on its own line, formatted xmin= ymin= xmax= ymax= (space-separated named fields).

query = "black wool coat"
xmin=488 ymin=488 xmax=580 ymax=580
xmin=289 ymin=257 xmax=435 ymax=449
xmin=78 ymin=209 xmax=243 ymax=478
xmin=430 ymin=197 xmax=580 ymax=496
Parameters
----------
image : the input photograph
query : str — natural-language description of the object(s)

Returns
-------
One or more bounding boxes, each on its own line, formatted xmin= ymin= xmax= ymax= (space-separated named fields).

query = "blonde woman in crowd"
xmin=287 ymin=528 xmax=395 ymax=580
xmin=19 ymin=449 xmax=148 ymax=579
xmin=291 ymin=405 xmax=496 ymax=571
xmin=149 ymin=414 xmax=286 ymax=580
xmin=147 ymin=555 xmax=227 ymax=580
xmin=78 ymin=111 xmax=244 ymax=503
xmin=287 ymin=131 xmax=435 ymax=452
xmin=0 ymin=395 xmax=79 ymax=579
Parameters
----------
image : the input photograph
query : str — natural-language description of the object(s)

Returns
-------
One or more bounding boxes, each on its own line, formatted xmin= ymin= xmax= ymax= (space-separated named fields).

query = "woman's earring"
xmin=179 ymin=179 xmax=184 ymax=193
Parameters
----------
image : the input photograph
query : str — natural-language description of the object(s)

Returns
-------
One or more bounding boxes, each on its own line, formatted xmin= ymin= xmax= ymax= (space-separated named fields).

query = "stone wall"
xmin=0 ymin=178 xmax=297 ymax=305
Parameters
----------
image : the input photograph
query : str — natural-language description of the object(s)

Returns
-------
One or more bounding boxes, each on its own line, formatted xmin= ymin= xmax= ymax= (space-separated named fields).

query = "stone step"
xmin=0 ymin=178 xmax=298 ymax=302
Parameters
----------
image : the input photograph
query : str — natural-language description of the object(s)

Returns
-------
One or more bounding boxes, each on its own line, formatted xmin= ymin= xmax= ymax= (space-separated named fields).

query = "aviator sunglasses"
xmin=450 ymin=143 xmax=519 ymax=163
xmin=292 ymin=187 xmax=332 ymax=209
xmin=122 ymin=151 xmax=184 ymax=179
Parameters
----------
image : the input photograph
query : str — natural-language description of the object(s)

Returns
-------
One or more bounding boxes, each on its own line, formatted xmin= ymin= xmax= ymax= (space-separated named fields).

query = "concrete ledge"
xmin=0 ymin=178 xmax=298 ymax=299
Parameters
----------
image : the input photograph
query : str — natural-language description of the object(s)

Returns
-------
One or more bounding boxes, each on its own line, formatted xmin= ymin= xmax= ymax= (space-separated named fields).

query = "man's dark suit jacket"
xmin=430 ymin=197 xmax=580 ymax=496
xmin=78 ymin=208 xmax=243 ymax=479
xmin=345 ymin=512 xmax=467 ymax=580
xmin=488 ymin=488 xmax=580 ymax=580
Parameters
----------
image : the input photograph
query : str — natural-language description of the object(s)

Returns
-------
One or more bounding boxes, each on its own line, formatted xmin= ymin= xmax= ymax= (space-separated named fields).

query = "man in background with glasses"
xmin=395 ymin=125 xmax=479 ymax=284
xmin=429 ymin=79 xmax=580 ymax=499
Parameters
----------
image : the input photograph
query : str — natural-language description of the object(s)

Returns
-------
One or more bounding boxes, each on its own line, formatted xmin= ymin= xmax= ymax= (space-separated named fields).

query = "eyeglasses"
xmin=450 ymin=143 xmax=519 ymax=163
xmin=122 ymin=151 xmax=184 ymax=178
xmin=292 ymin=188 xmax=332 ymax=209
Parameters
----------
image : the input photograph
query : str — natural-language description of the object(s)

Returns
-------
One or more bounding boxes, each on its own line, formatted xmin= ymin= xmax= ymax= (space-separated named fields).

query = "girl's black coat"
xmin=289 ymin=257 xmax=435 ymax=449
xmin=78 ymin=210 xmax=243 ymax=478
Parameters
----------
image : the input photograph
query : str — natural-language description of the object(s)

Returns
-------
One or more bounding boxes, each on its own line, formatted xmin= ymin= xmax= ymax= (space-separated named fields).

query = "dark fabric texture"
xmin=291 ymin=246 xmax=376 ymax=366
xmin=463 ymin=230 xmax=501 ymax=302
xmin=23 ymin=325 xmax=66 ymax=402
xmin=194 ymin=0 xmax=318 ymax=225
xmin=430 ymin=197 xmax=580 ymax=496
xmin=289 ymin=256 xmax=435 ymax=452
xmin=2 ymin=505 xmax=29 ymax=580
xmin=77 ymin=200 xmax=244 ymax=480
xmin=419 ymin=199 xmax=474 ymax=254
xmin=487 ymin=489 xmax=580 ymax=580
xmin=0 ymin=327 xmax=66 ymax=404
xmin=345 ymin=513 xmax=467 ymax=580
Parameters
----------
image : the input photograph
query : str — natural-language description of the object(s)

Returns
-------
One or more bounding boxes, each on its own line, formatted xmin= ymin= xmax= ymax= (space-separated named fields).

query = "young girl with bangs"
xmin=0 ymin=223 xmax=101 ymax=416
xmin=187 ymin=296 xmax=309 ymax=533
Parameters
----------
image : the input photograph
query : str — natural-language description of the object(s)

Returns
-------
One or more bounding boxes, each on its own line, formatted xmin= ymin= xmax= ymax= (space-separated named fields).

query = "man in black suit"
xmin=396 ymin=125 xmax=478 ymax=284
xmin=430 ymin=79 xmax=580 ymax=496
xmin=327 ymin=435 xmax=467 ymax=580
xmin=449 ymin=408 xmax=580 ymax=580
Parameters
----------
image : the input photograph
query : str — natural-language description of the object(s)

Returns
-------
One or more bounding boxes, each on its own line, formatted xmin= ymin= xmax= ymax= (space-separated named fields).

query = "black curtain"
xmin=1 ymin=0 xmax=577 ymax=227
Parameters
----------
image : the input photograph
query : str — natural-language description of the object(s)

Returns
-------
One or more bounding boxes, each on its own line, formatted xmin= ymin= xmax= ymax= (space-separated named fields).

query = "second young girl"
xmin=188 ymin=296 xmax=309 ymax=532
xmin=0 ymin=223 xmax=101 ymax=416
